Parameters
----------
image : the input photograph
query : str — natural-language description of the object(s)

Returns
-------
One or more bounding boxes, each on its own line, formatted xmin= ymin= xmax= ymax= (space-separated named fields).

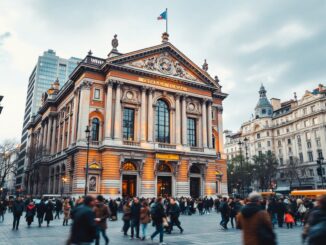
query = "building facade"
xmin=24 ymin=34 xmax=228 ymax=198
xmin=16 ymin=50 xmax=81 ymax=190
xmin=224 ymin=84 xmax=326 ymax=190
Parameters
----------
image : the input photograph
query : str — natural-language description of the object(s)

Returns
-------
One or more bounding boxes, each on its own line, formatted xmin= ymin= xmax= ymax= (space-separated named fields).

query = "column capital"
xmin=115 ymin=80 xmax=123 ymax=87
xmin=105 ymin=80 xmax=114 ymax=88
xmin=148 ymin=87 xmax=155 ymax=94
xmin=174 ymin=93 xmax=182 ymax=100
xmin=181 ymin=94 xmax=188 ymax=100
xmin=141 ymin=85 xmax=148 ymax=92
xmin=80 ymin=80 xmax=93 ymax=90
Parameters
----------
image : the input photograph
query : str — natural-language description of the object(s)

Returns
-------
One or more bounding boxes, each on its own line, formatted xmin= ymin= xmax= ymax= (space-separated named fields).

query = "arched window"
xmin=158 ymin=163 xmax=172 ymax=173
xmin=123 ymin=162 xmax=137 ymax=171
xmin=190 ymin=165 xmax=201 ymax=174
xmin=91 ymin=118 xmax=100 ymax=141
xmin=155 ymin=99 xmax=170 ymax=143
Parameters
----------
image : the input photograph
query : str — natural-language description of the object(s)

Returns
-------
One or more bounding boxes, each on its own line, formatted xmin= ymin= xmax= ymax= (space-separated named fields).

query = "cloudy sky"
xmin=0 ymin=0 xmax=325 ymax=143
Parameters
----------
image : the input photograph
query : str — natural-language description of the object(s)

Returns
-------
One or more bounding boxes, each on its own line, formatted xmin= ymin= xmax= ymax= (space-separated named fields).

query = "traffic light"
xmin=317 ymin=166 xmax=323 ymax=176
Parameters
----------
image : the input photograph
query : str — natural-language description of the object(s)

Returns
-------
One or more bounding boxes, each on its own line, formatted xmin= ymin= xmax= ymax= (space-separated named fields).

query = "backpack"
xmin=150 ymin=203 xmax=157 ymax=220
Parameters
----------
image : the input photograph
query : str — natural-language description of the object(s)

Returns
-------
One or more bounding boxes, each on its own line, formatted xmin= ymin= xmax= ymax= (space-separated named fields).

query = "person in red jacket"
xmin=285 ymin=211 xmax=295 ymax=229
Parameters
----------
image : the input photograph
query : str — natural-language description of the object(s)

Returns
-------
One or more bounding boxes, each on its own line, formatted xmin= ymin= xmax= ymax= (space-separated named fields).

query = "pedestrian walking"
xmin=219 ymin=197 xmax=230 ymax=229
xmin=167 ymin=198 xmax=183 ymax=234
xmin=12 ymin=196 xmax=24 ymax=230
xmin=276 ymin=198 xmax=286 ymax=228
xmin=44 ymin=200 xmax=54 ymax=227
xmin=130 ymin=197 xmax=141 ymax=239
xmin=68 ymin=196 xmax=97 ymax=245
xmin=303 ymin=195 xmax=326 ymax=245
xmin=25 ymin=201 xmax=36 ymax=227
xmin=0 ymin=200 xmax=5 ymax=222
xmin=140 ymin=200 xmax=151 ymax=240
xmin=237 ymin=192 xmax=276 ymax=245
xmin=150 ymin=197 xmax=167 ymax=245
xmin=55 ymin=199 xmax=63 ymax=219
xmin=63 ymin=199 xmax=71 ymax=226
xmin=94 ymin=195 xmax=111 ymax=245
xmin=122 ymin=200 xmax=132 ymax=236
xmin=36 ymin=199 xmax=46 ymax=227
xmin=284 ymin=211 xmax=294 ymax=229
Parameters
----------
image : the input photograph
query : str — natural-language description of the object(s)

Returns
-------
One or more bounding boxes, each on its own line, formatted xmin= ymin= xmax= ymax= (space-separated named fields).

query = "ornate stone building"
xmin=24 ymin=33 xmax=228 ymax=198
xmin=224 ymin=84 xmax=326 ymax=191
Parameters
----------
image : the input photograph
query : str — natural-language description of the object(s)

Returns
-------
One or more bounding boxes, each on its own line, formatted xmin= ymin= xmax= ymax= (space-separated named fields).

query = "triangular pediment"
xmin=108 ymin=43 xmax=219 ymax=88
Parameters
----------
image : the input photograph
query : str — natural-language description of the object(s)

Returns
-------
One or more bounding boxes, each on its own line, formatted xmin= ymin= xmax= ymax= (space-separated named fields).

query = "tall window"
xmin=91 ymin=118 xmax=100 ymax=141
xmin=308 ymin=151 xmax=314 ymax=162
xmin=155 ymin=100 xmax=170 ymax=143
xmin=187 ymin=118 xmax=197 ymax=146
xmin=123 ymin=108 xmax=135 ymax=140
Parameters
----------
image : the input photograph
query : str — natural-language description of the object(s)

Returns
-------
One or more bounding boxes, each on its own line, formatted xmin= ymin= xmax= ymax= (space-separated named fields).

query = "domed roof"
xmin=255 ymin=84 xmax=273 ymax=118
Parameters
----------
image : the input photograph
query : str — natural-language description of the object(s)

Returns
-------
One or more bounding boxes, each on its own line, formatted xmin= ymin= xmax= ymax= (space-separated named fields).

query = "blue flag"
xmin=157 ymin=10 xmax=167 ymax=20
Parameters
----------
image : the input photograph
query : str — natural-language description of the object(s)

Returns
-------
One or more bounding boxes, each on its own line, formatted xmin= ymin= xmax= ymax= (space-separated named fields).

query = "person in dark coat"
xmin=44 ymin=200 xmax=54 ymax=226
xmin=0 ymin=200 xmax=5 ymax=222
xmin=55 ymin=199 xmax=63 ymax=219
xmin=69 ymin=196 xmax=97 ymax=245
xmin=122 ymin=200 xmax=132 ymax=236
xmin=25 ymin=201 xmax=36 ymax=227
xmin=109 ymin=199 xmax=118 ymax=221
xmin=150 ymin=197 xmax=166 ymax=244
xmin=12 ymin=196 xmax=25 ymax=230
xmin=130 ymin=197 xmax=141 ymax=239
xmin=276 ymin=199 xmax=287 ymax=228
xmin=219 ymin=197 xmax=230 ymax=229
xmin=36 ymin=199 xmax=46 ymax=227
xmin=167 ymin=198 xmax=183 ymax=234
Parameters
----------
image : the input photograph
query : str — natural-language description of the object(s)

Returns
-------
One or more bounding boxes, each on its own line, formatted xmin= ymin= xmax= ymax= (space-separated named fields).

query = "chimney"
xmin=270 ymin=98 xmax=281 ymax=110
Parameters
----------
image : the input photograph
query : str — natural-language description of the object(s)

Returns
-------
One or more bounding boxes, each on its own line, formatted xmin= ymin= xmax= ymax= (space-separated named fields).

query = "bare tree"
xmin=283 ymin=157 xmax=306 ymax=188
xmin=0 ymin=139 xmax=19 ymax=188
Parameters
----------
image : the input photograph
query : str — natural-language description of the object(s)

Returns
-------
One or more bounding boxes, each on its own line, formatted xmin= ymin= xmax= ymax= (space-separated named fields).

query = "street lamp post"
xmin=317 ymin=156 xmax=325 ymax=189
xmin=84 ymin=126 xmax=91 ymax=196
xmin=238 ymin=137 xmax=249 ymax=198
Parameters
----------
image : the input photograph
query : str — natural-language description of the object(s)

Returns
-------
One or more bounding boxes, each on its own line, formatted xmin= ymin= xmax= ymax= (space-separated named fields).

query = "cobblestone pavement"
xmin=0 ymin=211 xmax=302 ymax=245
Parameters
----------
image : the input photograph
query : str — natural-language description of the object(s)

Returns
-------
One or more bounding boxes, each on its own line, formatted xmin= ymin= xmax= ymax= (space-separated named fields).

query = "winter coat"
xmin=25 ymin=204 xmax=36 ymax=223
xmin=285 ymin=213 xmax=294 ymax=223
xmin=237 ymin=202 xmax=274 ymax=245
xmin=122 ymin=204 xmax=131 ymax=221
xmin=152 ymin=202 xmax=166 ymax=226
xmin=70 ymin=204 xmax=97 ymax=244
xmin=55 ymin=200 xmax=63 ymax=212
xmin=44 ymin=202 xmax=54 ymax=221
xmin=140 ymin=206 xmax=151 ymax=224
xmin=36 ymin=201 xmax=46 ymax=218
xmin=93 ymin=202 xmax=111 ymax=229
xmin=131 ymin=202 xmax=141 ymax=221
xmin=63 ymin=202 xmax=71 ymax=220
xmin=12 ymin=200 xmax=25 ymax=217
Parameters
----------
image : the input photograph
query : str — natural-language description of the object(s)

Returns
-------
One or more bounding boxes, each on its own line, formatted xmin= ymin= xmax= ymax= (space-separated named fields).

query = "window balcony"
xmin=158 ymin=143 xmax=176 ymax=149
xmin=123 ymin=140 xmax=140 ymax=147
xmin=190 ymin=146 xmax=204 ymax=152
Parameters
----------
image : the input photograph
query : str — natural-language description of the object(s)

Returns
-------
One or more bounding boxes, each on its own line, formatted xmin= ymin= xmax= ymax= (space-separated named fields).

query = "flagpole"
xmin=166 ymin=8 xmax=168 ymax=33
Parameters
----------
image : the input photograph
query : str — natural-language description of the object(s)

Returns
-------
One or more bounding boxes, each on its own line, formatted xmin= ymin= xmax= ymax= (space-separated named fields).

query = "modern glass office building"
xmin=16 ymin=50 xmax=81 ymax=190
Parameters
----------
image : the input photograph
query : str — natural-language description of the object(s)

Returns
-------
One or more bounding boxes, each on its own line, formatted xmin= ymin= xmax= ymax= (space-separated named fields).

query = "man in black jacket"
xmin=219 ymin=197 xmax=230 ymax=229
xmin=12 ymin=196 xmax=24 ymax=230
xmin=70 ymin=196 xmax=97 ymax=245
xmin=167 ymin=198 xmax=183 ymax=234
xmin=130 ymin=197 xmax=141 ymax=239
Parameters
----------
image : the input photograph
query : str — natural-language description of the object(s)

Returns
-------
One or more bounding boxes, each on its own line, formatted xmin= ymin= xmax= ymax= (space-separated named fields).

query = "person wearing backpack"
xmin=150 ymin=197 xmax=167 ymax=245
xmin=237 ymin=192 xmax=276 ymax=245
xmin=303 ymin=195 xmax=326 ymax=245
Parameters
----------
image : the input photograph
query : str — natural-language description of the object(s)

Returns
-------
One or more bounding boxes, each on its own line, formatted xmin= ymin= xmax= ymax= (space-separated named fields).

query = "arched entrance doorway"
xmin=157 ymin=163 xmax=173 ymax=197
xmin=189 ymin=165 xmax=202 ymax=198
xmin=121 ymin=162 xmax=138 ymax=198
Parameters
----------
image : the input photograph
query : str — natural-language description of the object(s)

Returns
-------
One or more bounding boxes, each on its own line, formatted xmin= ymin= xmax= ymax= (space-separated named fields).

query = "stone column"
xmin=202 ymin=99 xmax=207 ymax=148
xmin=217 ymin=106 xmax=224 ymax=155
xmin=43 ymin=122 xmax=48 ymax=150
xmin=46 ymin=117 xmax=53 ymax=153
xmin=140 ymin=86 xmax=147 ymax=142
xmin=57 ymin=119 xmax=62 ymax=152
xmin=67 ymin=113 xmax=71 ymax=146
xmin=51 ymin=117 xmax=57 ymax=154
xmin=181 ymin=95 xmax=187 ymax=145
xmin=61 ymin=117 xmax=66 ymax=151
xmin=114 ymin=82 xmax=122 ymax=140
xmin=136 ymin=108 xmax=141 ymax=142
xmin=147 ymin=88 xmax=154 ymax=142
xmin=207 ymin=101 xmax=213 ymax=148
xmin=39 ymin=126 xmax=44 ymax=150
xmin=77 ymin=80 xmax=92 ymax=141
xmin=105 ymin=81 xmax=113 ymax=139
xmin=71 ymin=89 xmax=79 ymax=144
xmin=175 ymin=94 xmax=181 ymax=145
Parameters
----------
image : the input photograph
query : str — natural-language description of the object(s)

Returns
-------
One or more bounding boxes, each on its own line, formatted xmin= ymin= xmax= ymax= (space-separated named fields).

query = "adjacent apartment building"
xmin=225 ymin=84 xmax=326 ymax=191
xmin=16 ymin=50 xmax=81 ymax=191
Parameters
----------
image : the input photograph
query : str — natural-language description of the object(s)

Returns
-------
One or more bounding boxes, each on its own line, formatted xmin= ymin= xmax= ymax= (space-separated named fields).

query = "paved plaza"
xmin=0 ymin=211 xmax=302 ymax=245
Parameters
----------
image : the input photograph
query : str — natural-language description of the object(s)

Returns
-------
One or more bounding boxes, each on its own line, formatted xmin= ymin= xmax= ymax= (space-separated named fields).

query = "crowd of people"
xmin=0 ymin=193 xmax=326 ymax=245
